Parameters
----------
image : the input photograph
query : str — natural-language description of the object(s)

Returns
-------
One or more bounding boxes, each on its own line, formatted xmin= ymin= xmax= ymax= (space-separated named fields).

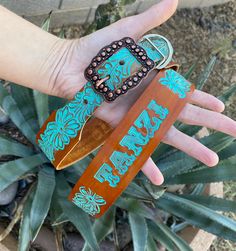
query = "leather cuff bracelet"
xmin=69 ymin=67 xmax=195 ymax=218
xmin=36 ymin=34 xmax=173 ymax=169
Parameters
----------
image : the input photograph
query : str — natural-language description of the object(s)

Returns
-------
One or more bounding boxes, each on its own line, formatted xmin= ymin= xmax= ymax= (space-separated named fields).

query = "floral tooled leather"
xmin=159 ymin=69 xmax=191 ymax=98
xmin=72 ymin=186 xmax=106 ymax=216
xmin=38 ymin=82 xmax=103 ymax=161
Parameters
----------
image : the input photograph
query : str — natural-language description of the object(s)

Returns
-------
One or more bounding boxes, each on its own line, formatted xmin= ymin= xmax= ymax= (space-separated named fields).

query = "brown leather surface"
xmin=68 ymin=68 xmax=195 ymax=218
xmin=36 ymin=113 xmax=112 ymax=170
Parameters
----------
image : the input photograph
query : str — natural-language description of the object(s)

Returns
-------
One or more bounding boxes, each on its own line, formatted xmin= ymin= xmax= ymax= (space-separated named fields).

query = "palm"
xmin=53 ymin=0 xmax=236 ymax=184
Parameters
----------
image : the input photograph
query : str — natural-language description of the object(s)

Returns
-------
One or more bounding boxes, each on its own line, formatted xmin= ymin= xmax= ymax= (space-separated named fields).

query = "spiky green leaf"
xmin=33 ymin=90 xmax=49 ymax=127
xmin=157 ymin=192 xmax=236 ymax=241
xmin=146 ymin=233 xmax=157 ymax=251
xmin=55 ymin=174 xmax=99 ymax=251
xmin=116 ymin=197 xmax=155 ymax=220
xmin=196 ymin=56 xmax=217 ymax=90
xmin=218 ymin=84 xmax=236 ymax=103
xmin=0 ymin=153 xmax=47 ymax=193
xmin=153 ymin=221 xmax=192 ymax=251
xmin=83 ymin=206 xmax=115 ymax=251
xmin=30 ymin=165 xmax=55 ymax=241
xmin=180 ymin=195 xmax=236 ymax=212
xmin=164 ymin=156 xmax=236 ymax=185
xmin=0 ymin=81 xmax=37 ymax=144
xmin=148 ymin=221 xmax=178 ymax=251
xmin=18 ymin=186 xmax=36 ymax=251
xmin=0 ymin=135 xmax=33 ymax=157
xmin=128 ymin=213 xmax=148 ymax=251
xmin=11 ymin=83 xmax=39 ymax=132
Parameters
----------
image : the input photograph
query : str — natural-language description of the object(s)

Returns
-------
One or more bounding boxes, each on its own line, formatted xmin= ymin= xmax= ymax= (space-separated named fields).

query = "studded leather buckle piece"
xmin=36 ymin=34 xmax=173 ymax=170
xmin=85 ymin=37 xmax=155 ymax=102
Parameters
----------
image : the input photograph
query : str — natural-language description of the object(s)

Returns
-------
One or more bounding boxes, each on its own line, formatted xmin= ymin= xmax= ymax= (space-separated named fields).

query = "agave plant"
xmin=0 ymin=11 xmax=236 ymax=251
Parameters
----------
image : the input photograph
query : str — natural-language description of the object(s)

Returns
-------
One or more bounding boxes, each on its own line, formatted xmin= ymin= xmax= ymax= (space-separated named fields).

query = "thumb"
xmin=123 ymin=0 xmax=178 ymax=38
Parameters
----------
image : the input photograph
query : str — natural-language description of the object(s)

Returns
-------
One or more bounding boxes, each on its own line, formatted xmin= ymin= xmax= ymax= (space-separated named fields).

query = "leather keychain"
xmin=69 ymin=66 xmax=195 ymax=218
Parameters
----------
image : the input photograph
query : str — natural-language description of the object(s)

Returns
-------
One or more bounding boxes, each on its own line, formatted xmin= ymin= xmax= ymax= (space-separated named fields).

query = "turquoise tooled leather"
xmin=38 ymin=35 xmax=172 ymax=162
xmin=38 ymin=82 xmax=103 ymax=161
xmin=97 ymin=47 xmax=141 ymax=91
xmin=159 ymin=69 xmax=191 ymax=98
xmin=72 ymin=186 xmax=106 ymax=216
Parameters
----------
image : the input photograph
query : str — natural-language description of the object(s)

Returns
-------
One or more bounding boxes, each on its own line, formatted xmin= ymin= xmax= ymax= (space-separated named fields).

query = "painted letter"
xmin=110 ymin=151 xmax=135 ymax=175
xmin=94 ymin=163 xmax=120 ymax=187
xmin=134 ymin=109 xmax=161 ymax=139
xmin=120 ymin=126 xmax=146 ymax=156
xmin=148 ymin=100 xmax=169 ymax=119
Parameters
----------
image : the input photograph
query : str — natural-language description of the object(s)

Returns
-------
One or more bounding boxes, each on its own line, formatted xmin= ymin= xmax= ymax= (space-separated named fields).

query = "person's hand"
xmin=42 ymin=0 xmax=236 ymax=185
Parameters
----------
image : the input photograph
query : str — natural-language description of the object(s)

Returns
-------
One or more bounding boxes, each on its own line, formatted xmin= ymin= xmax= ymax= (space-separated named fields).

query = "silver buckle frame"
xmin=138 ymin=34 xmax=173 ymax=70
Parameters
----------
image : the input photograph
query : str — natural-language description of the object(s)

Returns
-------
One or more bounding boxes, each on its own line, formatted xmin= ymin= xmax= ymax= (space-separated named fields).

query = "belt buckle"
xmin=138 ymin=34 xmax=173 ymax=70
xmin=84 ymin=37 xmax=155 ymax=102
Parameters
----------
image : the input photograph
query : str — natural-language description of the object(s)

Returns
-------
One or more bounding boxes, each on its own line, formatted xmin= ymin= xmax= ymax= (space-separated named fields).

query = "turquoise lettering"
xmin=148 ymin=100 xmax=169 ymax=119
xmin=134 ymin=109 xmax=161 ymax=139
xmin=94 ymin=163 xmax=120 ymax=187
xmin=110 ymin=151 xmax=135 ymax=175
xmin=120 ymin=126 xmax=146 ymax=156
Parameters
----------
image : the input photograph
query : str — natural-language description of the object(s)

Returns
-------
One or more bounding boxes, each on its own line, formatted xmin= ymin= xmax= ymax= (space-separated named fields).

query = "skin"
xmin=0 ymin=0 xmax=235 ymax=185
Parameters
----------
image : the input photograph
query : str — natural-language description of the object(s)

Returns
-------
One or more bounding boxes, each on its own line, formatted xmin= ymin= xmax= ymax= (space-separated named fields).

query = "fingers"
xmin=135 ymin=0 xmax=178 ymax=36
xmin=163 ymin=126 xmax=219 ymax=166
xmin=103 ymin=0 xmax=178 ymax=40
xmin=141 ymin=157 xmax=164 ymax=185
xmin=190 ymin=90 xmax=225 ymax=113
xmin=178 ymin=104 xmax=236 ymax=138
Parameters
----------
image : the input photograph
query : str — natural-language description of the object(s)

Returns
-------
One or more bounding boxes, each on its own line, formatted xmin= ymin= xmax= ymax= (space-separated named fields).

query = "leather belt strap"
xmin=68 ymin=67 xmax=195 ymax=218
xmin=36 ymin=34 xmax=173 ymax=169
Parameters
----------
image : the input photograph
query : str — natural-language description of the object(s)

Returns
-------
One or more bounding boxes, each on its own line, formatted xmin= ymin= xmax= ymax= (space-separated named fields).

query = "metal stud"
xmin=87 ymin=69 xmax=93 ymax=75
xmin=116 ymin=89 xmax=121 ymax=94
xmin=128 ymin=81 xmax=133 ymax=87
xmin=142 ymin=67 xmax=147 ymax=72
xmin=125 ymin=38 xmax=131 ymax=44
xmin=108 ymin=92 xmax=113 ymax=98
xmin=138 ymin=72 xmax=143 ymax=77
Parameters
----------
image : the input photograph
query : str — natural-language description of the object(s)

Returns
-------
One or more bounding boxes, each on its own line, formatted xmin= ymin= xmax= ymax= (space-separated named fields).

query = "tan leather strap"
xmin=68 ymin=67 xmax=195 ymax=218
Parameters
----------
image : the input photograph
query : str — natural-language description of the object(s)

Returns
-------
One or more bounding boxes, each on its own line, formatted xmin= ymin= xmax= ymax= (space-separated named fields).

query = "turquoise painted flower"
xmin=159 ymin=69 xmax=191 ymax=98
xmin=45 ymin=106 xmax=79 ymax=151
xmin=38 ymin=82 xmax=102 ymax=161
xmin=69 ymin=82 xmax=103 ymax=123
xmin=38 ymin=135 xmax=55 ymax=161
xmin=97 ymin=48 xmax=141 ymax=90
xmin=72 ymin=186 xmax=106 ymax=216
